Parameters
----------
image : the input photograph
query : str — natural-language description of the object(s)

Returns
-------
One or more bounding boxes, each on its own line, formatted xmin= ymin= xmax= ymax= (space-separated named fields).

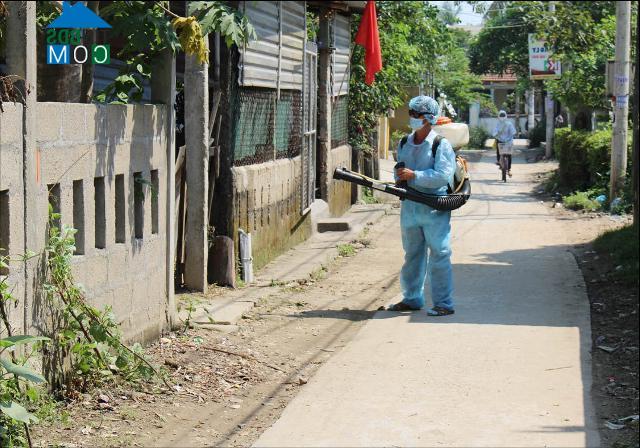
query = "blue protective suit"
xmin=396 ymin=130 xmax=456 ymax=310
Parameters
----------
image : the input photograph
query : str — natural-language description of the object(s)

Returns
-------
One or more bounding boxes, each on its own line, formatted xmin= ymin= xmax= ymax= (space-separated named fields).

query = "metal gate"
xmin=301 ymin=41 xmax=317 ymax=214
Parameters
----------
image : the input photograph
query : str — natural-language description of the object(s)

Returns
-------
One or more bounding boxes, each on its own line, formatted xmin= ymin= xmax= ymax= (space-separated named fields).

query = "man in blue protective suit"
xmin=388 ymin=95 xmax=456 ymax=316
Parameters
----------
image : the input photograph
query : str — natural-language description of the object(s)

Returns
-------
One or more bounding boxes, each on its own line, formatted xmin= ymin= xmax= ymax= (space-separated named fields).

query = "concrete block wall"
xmin=37 ymin=102 xmax=169 ymax=342
xmin=231 ymin=156 xmax=312 ymax=271
xmin=327 ymin=145 xmax=352 ymax=217
xmin=1 ymin=102 xmax=169 ymax=342
xmin=0 ymin=103 xmax=26 ymax=335
xmin=230 ymin=145 xmax=352 ymax=273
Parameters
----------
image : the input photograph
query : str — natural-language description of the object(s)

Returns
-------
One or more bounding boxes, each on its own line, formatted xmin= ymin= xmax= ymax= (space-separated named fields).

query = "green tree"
xmin=348 ymin=1 xmax=450 ymax=151
xmin=433 ymin=28 xmax=492 ymax=118
xmin=469 ymin=1 xmax=637 ymax=127
xmin=96 ymin=1 xmax=255 ymax=103
xmin=529 ymin=1 xmax=636 ymax=122
xmin=13 ymin=1 xmax=254 ymax=103
xmin=468 ymin=1 xmax=542 ymax=80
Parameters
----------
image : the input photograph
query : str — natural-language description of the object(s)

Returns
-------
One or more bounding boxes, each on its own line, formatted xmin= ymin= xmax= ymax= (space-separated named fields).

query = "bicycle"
xmin=499 ymin=153 xmax=509 ymax=182
xmin=497 ymin=142 xmax=513 ymax=183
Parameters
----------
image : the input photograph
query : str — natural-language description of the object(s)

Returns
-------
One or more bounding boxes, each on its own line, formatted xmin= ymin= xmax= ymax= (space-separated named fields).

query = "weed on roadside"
xmin=352 ymin=238 xmax=372 ymax=248
xmin=43 ymin=211 xmax=164 ymax=393
xmin=310 ymin=266 xmax=328 ymax=281
xmin=116 ymin=405 xmax=138 ymax=421
xmin=0 ymin=208 xmax=171 ymax=446
xmin=337 ymin=243 xmax=356 ymax=257
xmin=362 ymin=188 xmax=379 ymax=204
xmin=563 ymin=191 xmax=603 ymax=211
xmin=283 ymin=283 xmax=306 ymax=294
xmin=593 ymin=225 xmax=639 ymax=284
xmin=1 ymin=249 xmax=50 ymax=446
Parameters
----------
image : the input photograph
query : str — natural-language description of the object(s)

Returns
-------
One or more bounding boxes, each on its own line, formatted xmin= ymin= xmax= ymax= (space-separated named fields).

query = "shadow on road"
xmin=284 ymin=242 xmax=598 ymax=447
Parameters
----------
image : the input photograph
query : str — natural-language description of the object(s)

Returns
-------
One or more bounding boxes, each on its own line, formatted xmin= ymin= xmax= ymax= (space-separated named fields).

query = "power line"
xmin=478 ymin=23 xmax=530 ymax=29
xmin=454 ymin=12 xmax=485 ymax=17
xmin=471 ymin=3 xmax=547 ymax=14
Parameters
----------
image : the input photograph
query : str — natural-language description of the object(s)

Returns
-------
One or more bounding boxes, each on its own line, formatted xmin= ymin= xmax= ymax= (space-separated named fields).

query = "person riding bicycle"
xmin=492 ymin=110 xmax=516 ymax=177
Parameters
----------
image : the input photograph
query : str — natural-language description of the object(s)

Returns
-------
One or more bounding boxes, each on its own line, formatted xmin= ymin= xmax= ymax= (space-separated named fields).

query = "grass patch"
xmin=337 ymin=243 xmax=356 ymax=257
xmin=310 ymin=265 xmax=328 ymax=281
xmin=593 ymin=225 xmax=639 ymax=284
xmin=33 ymin=389 xmax=70 ymax=425
xmin=563 ymin=191 xmax=602 ymax=211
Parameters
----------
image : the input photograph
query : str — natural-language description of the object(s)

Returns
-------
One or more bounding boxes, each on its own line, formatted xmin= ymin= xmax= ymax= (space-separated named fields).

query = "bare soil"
xmin=32 ymin=210 xmax=402 ymax=447
xmin=575 ymin=241 xmax=639 ymax=448
xmin=532 ymin=168 xmax=639 ymax=448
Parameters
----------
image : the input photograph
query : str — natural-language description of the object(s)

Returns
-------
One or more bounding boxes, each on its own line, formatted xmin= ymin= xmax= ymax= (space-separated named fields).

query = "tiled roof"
xmin=481 ymin=73 xmax=518 ymax=82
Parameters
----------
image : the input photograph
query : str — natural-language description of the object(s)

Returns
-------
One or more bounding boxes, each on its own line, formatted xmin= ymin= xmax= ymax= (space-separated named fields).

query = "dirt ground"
xmin=533 ymin=168 xmax=638 ymax=448
xmin=31 ymin=156 xmax=637 ymax=447
xmin=32 ymin=210 xmax=401 ymax=448
xmin=575 ymin=240 xmax=639 ymax=448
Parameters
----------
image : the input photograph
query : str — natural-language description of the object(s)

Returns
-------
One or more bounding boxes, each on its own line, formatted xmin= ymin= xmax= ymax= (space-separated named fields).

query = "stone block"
xmin=107 ymin=247 xmax=129 ymax=287
xmin=85 ymin=252 xmax=109 ymax=289
xmin=91 ymin=104 xmax=109 ymax=144
xmin=1 ymin=103 xmax=24 ymax=144
xmin=0 ymin=143 xmax=23 ymax=189
xmin=107 ymin=104 xmax=129 ymax=145
xmin=60 ymin=103 xmax=87 ymax=142
xmin=131 ymin=105 xmax=152 ymax=142
xmin=111 ymin=284 xmax=133 ymax=316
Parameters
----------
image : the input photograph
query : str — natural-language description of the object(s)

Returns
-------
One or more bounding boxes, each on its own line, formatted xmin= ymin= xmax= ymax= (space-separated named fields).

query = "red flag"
xmin=355 ymin=0 xmax=382 ymax=85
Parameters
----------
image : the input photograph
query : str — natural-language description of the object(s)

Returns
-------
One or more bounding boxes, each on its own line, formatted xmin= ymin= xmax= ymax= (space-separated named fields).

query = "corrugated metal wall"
xmin=281 ymin=2 xmax=306 ymax=89
xmin=332 ymin=14 xmax=350 ymax=96
xmin=238 ymin=1 xmax=305 ymax=91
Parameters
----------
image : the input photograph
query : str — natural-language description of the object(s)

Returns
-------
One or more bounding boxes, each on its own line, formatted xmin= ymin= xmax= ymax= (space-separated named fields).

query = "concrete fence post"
xmin=5 ymin=1 xmax=39 ymax=335
xmin=183 ymin=39 xmax=209 ymax=292
xmin=151 ymin=49 xmax=177 ymax=327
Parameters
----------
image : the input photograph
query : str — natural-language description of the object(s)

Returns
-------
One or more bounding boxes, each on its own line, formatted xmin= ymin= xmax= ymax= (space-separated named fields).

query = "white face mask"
xmin=499 ymin=116 xmax=506 ymax=121
xmin=409 ymin=117 xmax=425 ymax=130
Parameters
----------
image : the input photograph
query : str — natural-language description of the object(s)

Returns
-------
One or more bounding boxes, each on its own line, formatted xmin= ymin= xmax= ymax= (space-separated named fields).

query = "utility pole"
xmin=633 ymin=7 xmax=639 ymax=227
xmin=610 ymin=1 xmax=631 ymax=204
xmin=526 ymin=89 xmax=535 ymax=134
xmin=544 ymin=1 xmax=555 ymax=159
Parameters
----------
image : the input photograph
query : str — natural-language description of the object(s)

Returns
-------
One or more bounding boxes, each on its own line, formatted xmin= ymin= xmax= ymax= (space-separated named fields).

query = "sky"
xmin=429 ymin=1 xmax=485 ymax=26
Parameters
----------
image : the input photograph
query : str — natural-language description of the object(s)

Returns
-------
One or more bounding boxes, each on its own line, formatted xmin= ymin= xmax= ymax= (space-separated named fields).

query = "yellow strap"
xmin=350 ymin=171 xmax=394 ymax=185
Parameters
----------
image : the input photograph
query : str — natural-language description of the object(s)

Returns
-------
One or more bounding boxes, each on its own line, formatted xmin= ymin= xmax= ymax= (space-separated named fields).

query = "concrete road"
xmin=254 ymin=149 xmax=600 ymax=447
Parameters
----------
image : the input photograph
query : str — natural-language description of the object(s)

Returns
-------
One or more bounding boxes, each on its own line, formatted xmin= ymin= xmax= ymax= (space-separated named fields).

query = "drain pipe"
xmin=238 ymin=229 xmax=254 ymax=284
